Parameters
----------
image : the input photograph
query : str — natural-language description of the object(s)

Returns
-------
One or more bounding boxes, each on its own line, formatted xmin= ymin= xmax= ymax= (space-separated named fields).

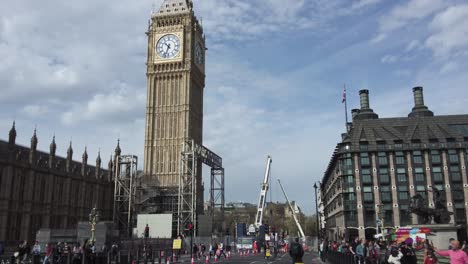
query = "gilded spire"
xmin=8 ymin=121 xmax=16 ymax=145
xmin=31 ymin=128 xmax=38 ymax=151
xmin=50 ymin=135 xmax=57 ymax=156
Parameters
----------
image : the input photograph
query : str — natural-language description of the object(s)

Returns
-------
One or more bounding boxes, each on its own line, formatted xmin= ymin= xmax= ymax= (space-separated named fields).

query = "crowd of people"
xmin=319 ymin=237 xmax=468 ymax=264
xmin=192 ymin=242 xmax=230 ymax=260
xmin=0 ymin=240 xmax=119 ymax=264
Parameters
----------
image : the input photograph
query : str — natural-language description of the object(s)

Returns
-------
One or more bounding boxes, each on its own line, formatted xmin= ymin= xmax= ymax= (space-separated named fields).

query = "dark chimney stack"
xmin=354 ymin=90 xmax=378 ymax=120
xmin=409 ymin=86 xmax=434 ymax=117
xmin=359 ymin=90 xmax=370 ymax=109
xmin=351 ymin=109 xmax=360 ymax=119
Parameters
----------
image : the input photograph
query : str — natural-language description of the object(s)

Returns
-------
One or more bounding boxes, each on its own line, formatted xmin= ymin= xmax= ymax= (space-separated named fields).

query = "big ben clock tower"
xmin=144 ymin=0 xmax=205 ymax=212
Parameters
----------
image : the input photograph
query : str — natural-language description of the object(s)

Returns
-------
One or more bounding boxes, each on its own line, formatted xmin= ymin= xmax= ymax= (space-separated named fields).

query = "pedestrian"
xmin=289 ymin=238 xmax=304 ymax=264
xmin=110 ymin=242 xmax=118 ymax=262
xmin=434 ymin=239 xmax=468 ymax=264
xmin=144 ymin=224 xmax=150 ymax=239
xmin=406 ymin=243 xmax=417 ymax=264
xmin=400 ymin=243 xmax=409 ymax=264
xmin=202 ymin=244 xmax=206 ymax=257
xmin=388 ymin=248 xmax=403 ymax=264
xmin=356 ymin=239 xmax=366 ymax=264
xmin=366 ymin=241 xmax=378 ymax=264
xmin=43 ymin=243 xmax=53 ymax=264
xmin=72 ymin=243 xmax=82 ymax=264
xmin=319 ymin=240 xmax=325 ymax=261
xmin=424 ymin=248 xmax=437 ymax=264
xmin=32 ymin=241 xmax=41 ymax=256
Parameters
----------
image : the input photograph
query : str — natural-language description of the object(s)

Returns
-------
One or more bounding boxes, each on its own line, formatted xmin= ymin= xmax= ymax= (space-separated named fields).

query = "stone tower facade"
xmin=144 ymin=0 xmax=205 ymax=211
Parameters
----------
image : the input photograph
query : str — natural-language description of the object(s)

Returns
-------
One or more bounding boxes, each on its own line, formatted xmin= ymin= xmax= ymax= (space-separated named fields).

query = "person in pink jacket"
xmin=435 ymin=240 xmax=468 ymax=264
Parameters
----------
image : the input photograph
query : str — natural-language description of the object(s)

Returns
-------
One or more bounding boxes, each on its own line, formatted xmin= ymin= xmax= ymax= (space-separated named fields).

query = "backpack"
xmin=290 ymin=243 xmax=303 ymax=257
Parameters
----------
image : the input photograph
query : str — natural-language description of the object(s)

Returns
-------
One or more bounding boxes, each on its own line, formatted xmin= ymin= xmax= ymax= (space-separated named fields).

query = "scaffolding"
xmin=113 ymin=155 xmax=138 ymax=237
xmin=211 ymin=167 xmax=225 ymax=232
xmin=178 ymin=139 xmax=224 ymax=236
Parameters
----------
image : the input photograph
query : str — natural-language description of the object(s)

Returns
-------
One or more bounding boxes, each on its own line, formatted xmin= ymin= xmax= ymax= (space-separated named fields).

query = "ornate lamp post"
xmin=313 ymin=183 xmax=320 ymax=240
xmin=89 ymin=207 xmax=100 ymax=243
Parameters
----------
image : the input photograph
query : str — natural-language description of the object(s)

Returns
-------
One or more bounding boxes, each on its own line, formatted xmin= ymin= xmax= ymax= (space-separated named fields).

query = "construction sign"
xmin=173 ymin=239 xmax=182 ymax=250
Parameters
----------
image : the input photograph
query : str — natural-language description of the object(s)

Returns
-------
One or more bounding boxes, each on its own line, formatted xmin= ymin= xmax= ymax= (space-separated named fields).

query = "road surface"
xmin=177 ymin=252 xmax=321 ymax=264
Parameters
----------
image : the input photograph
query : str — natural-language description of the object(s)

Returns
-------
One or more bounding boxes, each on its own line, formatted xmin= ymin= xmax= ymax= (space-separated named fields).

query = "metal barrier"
xmin=326 ymin=251 xmax=357 ymax=264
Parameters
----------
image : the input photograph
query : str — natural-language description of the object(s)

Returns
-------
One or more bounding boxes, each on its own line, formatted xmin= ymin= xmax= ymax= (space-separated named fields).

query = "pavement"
xmin=173 ymin=252 xmax=322 ymax=264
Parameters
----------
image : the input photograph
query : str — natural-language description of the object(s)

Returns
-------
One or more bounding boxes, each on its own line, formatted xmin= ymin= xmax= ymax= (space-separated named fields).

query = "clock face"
xmin=195 ymin=42 xmax=204 ymax=65
xmin=156 ymin=34 xmax=181 ymax=59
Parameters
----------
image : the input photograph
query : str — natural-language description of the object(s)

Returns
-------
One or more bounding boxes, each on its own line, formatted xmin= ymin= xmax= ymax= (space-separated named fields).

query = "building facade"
xmin=321 ymin=87 xmax=468 ymax=240
xmin=143 ymin=0 xmax=205 ymax=213
xmin=0 ymin=124 xmax=115 ymax=243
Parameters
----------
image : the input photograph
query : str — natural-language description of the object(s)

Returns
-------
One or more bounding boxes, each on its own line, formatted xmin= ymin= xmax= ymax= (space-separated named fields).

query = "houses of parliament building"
xmin=0 ymin=124 xmax=117 ymax=243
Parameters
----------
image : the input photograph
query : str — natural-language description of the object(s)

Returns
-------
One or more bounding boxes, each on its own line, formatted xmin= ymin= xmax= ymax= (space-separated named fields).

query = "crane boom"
xmin=277 ymin=179 xmax=306 ymax=239
xmin=255 ymin=156 xmax=272 ymax=228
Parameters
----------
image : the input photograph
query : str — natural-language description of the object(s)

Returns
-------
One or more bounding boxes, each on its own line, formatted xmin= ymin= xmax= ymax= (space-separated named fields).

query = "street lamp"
xmin=89 ymin=207 xmax=100 ymax=244
xmin=313 ymin=183 xmax=320 ymax=240
xmin=375 ymin=204 xmax=384 ymax=239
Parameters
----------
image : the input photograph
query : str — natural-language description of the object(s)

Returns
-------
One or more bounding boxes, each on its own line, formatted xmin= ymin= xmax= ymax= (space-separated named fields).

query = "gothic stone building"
xmin=321 ymin=87 xmax=468 ymax=240
xmin=0 ymin=124 xmax=116 ymax=243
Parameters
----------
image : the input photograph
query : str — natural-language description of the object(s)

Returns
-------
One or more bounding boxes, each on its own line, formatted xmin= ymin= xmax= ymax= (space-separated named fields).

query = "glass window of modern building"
xmin=450 ymin=166 xmax=462 ymax=182
xmin=378 ymin=152 xmax=388 ymax=166
xmin=431 ymin=150 xmax=441 ymax=164
xmin=413 ymin=151 xmax=423 ymax=164
xmin=379 ymin=168 xmax=390 ymax=184
xmin=416 ymin=185 xmax=426 ymax=198
xmin=395 ymin=151 xmax=405 ymax=165
xmin=432 ymin=167 xmax=444 ymax=182
xmin=397 ymin=168 xmax=407 ymax=182
xmin=363 ymin=186 xmax=373 ymax=202
xmin=414 ymin=167 xmax=425 ymax=182
xmin=360 ymin=152 xmax=371 ymax=166
xmin=362 ymin=168 xmax=372 ymax=184
xmin=380 ymin=186 xmax=392 ymax=202
xmin=448 ymin=149 xmax=459 ymax=164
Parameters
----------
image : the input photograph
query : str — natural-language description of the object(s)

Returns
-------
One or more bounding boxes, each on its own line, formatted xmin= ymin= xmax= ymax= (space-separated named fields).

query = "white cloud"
xmin=21 ymin=105 xmax=49 ymax=117
xmin=381 ymin=54 xmax=398 ymax=64
xmin=440 ymin=61 xmax=458 ymax=74
xmin=61 ymin=84 xmax=145 ymax=125
xmin=351 ymin=0 xmax=382 ymax=10
xmin=405 ymin=40 xmax=423 ymax=52
xmin=370 ymin=33 xmax=386 ymax=43
xmin=425 ymin=4 xmax=468 ymax=59
xmin=378 ymin=0 xmax=447 ymax=33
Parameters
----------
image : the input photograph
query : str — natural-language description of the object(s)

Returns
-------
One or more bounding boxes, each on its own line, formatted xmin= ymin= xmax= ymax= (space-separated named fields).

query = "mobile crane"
xmin=277 ymin=179 xmax=306 ymax=240
xmin=254 ymin=156 xmax=272 ymax=228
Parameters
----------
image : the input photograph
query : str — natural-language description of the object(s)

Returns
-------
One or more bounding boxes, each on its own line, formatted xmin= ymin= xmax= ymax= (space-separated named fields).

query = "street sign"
xmin=173 ymin=239 xmax=182 ymax=250
xmin=376 ymin=219 xmax=382 ymax=226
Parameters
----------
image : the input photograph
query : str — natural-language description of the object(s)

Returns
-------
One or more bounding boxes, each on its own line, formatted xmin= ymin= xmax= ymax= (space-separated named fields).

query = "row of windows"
xmin=357 ymin=149 xmax=467 ymax=167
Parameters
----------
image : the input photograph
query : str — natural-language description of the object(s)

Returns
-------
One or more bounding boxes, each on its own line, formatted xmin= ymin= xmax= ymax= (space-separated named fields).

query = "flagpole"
xmin=344 ymin=84 xmax=349 ymax=131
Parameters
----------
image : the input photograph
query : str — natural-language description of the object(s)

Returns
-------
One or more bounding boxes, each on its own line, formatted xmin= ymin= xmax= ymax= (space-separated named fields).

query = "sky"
xmin=1 ymin=0 xmax=468 ymax=215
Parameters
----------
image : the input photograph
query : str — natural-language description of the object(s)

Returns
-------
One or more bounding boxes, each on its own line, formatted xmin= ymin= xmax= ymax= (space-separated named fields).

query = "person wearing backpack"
xmin=289 ymin=238 xmax=304 ymax=264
